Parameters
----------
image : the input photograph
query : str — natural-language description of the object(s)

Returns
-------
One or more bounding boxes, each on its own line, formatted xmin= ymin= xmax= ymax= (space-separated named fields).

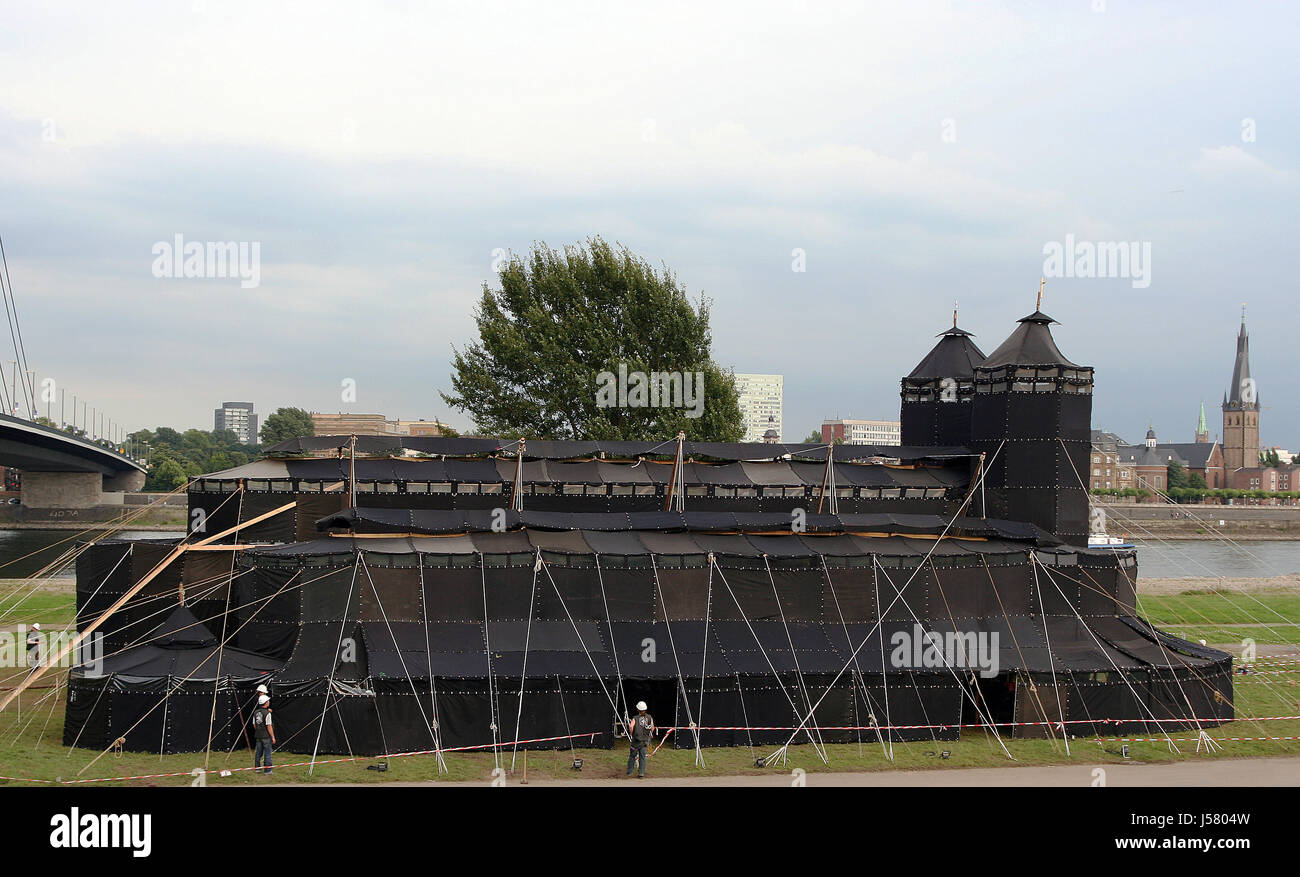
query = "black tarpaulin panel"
xmin=652 ymin=567 xmax=711 ymax=620
xmin=487 ymin=650 xmax=611 ymax=678
xmin=821 ymin=567 xmax=876 ymax=623
xmin=1088 ymin=617 xmax=1212 ymax=669
xmin=470 ymin=531 xmax=535 ymax=555
xmin=298 ymin=564 xmax=361 ymax=623
xmin=419 ymin=568 xmax=486 ymax=622
xmin=739 ymin=461 xmax=798 ymax=486
xmin=1078 ymin=565 xmax=1123 ymax=616
xmin=359 ymin=565 xmax=421 ymax=622
xmin=233 ymin=564 xmax=301 ymax=659
xmin=691 ymin=533 xmax=762 ymax=557
xmin=1034 ymin=563 xmax=1082 ymax=616
xmin=688 ymin=463 xmax=752 ymax=486
xmin=535 ymin=565 xmax=606 ymax=622
xmin=1043 ymin=617 xmax=1142 ymax=671
xmin=527 ymin=530 xmax=592 ymax=554
xmin=482 ymin=565 xmax=536 ymax=621
xmin=712 ymin=566 xmax=780 ymax=621
xmin=236 ymin=492 xmax=296 ymax=543
xmin=609 ymin=623 xmax=684 ymax=679
xmin=589 ymin=566 xmax=656 ymax=621
xmin=63 ymin=677 xmax=112 ymax=749
xmin=76 ymin=541 xmax=135 ymax=650
xmin=743 ymin=535 xmax=810 ymax=557
xmin=798 ymin=534 xmax=863 ymax=555
xmin=872 ymin=562 xmax=933 ymax=622
xmin=579 ymin=530 xmax=648 ymax=555
xmin=546 ymin=461 xmax=604 ymax=484
xmin=765 ymin=565 xmax=824 ymax=621
xmin=597 ymin=460 xmax=654 ymax=483
xmin=277 ymin=621 xmax=367 ymax=682
xmin=634 ymin=532 xmax=702 ymax=555
xmin=929 ymin=563 xmax=989 ymax=618
xmin=444 ymin=458 xmax=507 ymax=483
xmin=412 ymin=534 xmax=478 ymax=554
xmin=131 ymin=541 xmax=181 ymax=601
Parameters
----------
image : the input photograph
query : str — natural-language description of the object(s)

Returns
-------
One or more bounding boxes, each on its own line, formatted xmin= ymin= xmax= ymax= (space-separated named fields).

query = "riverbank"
xmin=1097 ymin=501 xmax=1300 ymax=540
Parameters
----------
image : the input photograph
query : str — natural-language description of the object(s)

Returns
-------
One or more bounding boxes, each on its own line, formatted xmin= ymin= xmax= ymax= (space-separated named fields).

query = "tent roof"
xmin=981 ymin=311 xmax=1083 ymax=369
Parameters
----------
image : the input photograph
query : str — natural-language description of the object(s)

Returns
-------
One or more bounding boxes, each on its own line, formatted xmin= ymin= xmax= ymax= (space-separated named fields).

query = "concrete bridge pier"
xmin=20 ymin=471 xmax=107 ymax=509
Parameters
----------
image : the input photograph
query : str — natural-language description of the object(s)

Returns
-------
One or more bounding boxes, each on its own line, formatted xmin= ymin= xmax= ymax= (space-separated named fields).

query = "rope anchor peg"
xmin=1195 ymin=729 xmax=1223 ymax=754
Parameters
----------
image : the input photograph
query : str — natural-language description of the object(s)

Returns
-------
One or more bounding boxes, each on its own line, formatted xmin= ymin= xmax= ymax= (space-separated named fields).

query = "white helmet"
xmin=258 ymin=695 xmax=270 ymax=705
xmin=31 ymin=623 xmax=40 ymax=631
xmin=256 ymin=684 xmax=268 ymax=694
xmin=636 ymin=701 xmax=648 ymax=712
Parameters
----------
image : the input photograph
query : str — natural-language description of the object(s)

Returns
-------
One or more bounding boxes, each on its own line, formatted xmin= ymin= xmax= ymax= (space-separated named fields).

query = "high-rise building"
xmin=213 ymin=402 xmax=257 ymax=444
xmin=1221 ymin=308 xmax=1261 ymax=471
xmin=734 ymin=373 xmax=782 ymax=443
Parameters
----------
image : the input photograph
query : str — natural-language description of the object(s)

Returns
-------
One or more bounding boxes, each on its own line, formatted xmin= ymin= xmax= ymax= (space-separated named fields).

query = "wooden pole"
xmin=0 ymin=500 xmax=296 ymax=713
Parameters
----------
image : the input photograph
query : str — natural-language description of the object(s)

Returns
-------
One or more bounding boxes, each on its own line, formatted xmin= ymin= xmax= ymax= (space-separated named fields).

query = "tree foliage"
xmin=259 ymin=407 xmax=315 ymax=445
xmin=441 ymin=237 xmax=743 ymax=442
xmin=1167 ymin=459 xmax=1189 ymax=489
xmin=129 ymin=426 xmax=257 ymax=491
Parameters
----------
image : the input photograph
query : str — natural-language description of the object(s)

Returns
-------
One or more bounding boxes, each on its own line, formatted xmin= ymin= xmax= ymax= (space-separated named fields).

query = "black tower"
xmin=969 ymin=297 xmax=1093 ymax=546
xmin=900 ymin=310 xmax=986 ymax=447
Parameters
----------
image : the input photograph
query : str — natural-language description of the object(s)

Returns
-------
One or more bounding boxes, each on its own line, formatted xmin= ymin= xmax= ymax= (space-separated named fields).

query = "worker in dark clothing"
xmin=26 ymin=623 xmax=42 ymax=673
xmin=252 ymin=693 xmax=275 ymax=774
xmin=626 ymin=701 xmax=655 ymax=778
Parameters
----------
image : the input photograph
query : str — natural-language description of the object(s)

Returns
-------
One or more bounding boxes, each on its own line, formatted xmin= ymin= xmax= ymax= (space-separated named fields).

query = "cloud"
xmin=1191 ymin=146 xmax=1296 ymax=182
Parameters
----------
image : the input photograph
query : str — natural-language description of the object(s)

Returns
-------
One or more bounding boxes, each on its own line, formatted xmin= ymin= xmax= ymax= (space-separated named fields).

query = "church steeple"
xmin=1225 ymin=304 xmax=1258 ymax=410
xmin=1195 ymin=402 xmax=1209 ymax=443
xmin=1222 ymin=305 xmax=1261 ymax=470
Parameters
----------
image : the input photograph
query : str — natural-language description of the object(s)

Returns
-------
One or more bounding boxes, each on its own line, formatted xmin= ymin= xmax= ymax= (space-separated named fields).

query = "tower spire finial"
xmin=1037 ymin=277 xmax=1045 ymax=311
xmin=953 ymin=300 xmax=958 ymax=328
xmin=1242 ymin=301 xmax=1247 ymax=324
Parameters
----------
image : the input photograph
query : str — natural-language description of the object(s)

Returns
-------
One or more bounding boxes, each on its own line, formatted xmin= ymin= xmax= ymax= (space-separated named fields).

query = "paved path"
xmin=276 ymin=756 xmax=1300 ymax=787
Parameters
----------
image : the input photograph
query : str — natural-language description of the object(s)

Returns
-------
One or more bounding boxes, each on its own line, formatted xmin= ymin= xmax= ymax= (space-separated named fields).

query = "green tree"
xmin=802 ymin=429 xmax=822 ymax=443
xmin=1167 ymin=459 xmax=1189 ymax=489
xmin=1187 ymin=471 xmax=1207 ymax=489
xmin=259 ymin=407 xmax=315 ymax=445
xmin=1261 ymin=448 xmax=1281 ymax=467
xmin=442 ymin=237 xmax=743 ymax=442
xmin=147 ymin=458 xmax=187 ymax=491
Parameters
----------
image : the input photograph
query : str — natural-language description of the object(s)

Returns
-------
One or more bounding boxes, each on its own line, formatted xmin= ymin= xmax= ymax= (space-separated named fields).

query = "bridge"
xmin=0 ymin=233 xmax=149 ymax=511
xmin=0 ymin=413 xmax=147 ymax=508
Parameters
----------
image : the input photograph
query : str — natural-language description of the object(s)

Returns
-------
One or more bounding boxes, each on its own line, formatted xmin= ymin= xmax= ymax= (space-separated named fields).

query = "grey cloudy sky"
xmin=0 ymin=1 xmax=1295 ymax=447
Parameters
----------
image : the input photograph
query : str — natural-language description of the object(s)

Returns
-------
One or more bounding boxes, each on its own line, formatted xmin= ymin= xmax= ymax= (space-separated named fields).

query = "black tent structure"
xmin=64 ymin=605 xmax=281 ymax=754
xmin=60 ymin=303 xmax=1235 ymax=759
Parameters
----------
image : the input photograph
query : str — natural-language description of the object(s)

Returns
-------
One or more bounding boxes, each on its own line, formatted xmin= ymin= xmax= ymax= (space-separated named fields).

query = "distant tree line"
xmin=130 ymin=406 xmax=316 ymax=491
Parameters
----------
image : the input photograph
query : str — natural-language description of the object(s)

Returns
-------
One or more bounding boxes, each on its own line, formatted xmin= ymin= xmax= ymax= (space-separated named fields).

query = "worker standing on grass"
xmin=26 ymin=623 xmax=41 ymax=670
xmin=253 ymin=693 xmax=276 ymax=775
xmin=626 ymin=701 xmax=655 ymax=779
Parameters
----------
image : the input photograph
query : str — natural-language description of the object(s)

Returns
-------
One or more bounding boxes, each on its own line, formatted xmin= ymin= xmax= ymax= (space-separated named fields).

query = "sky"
xmin=0 ymin=1 xmax=1295 ymax=448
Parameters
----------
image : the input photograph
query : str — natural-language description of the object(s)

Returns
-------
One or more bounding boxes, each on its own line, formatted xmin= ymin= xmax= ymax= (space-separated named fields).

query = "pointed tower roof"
xmin=980 ymin=279 xmax=1083 ymax=369
xmin=906 ymin=306 xmax=987 ymax=379
xmin=1225 ymin=304 xmax=1257 ymax=409
xmin=1196 ymin=402 xmax=1208 ymax=435
xmin=981 ymin=310 xmax=1082 ymax=368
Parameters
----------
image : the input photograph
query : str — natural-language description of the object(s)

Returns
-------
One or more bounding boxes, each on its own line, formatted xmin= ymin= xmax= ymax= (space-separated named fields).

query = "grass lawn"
xmin=0 ymin=664 xmax=1295 ymax=787
xmin=1138 ymin=590 xmax=1300 ymax=646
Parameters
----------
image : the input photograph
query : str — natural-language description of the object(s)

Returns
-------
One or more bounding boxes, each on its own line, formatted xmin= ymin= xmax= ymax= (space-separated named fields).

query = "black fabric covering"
xmin=67 ymin=521 xmax=1234 ymax=755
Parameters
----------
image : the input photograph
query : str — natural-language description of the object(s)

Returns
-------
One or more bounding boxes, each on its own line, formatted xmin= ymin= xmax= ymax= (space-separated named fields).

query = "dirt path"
xmin=1138 ymin=574 xmax=1300 ymax=595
